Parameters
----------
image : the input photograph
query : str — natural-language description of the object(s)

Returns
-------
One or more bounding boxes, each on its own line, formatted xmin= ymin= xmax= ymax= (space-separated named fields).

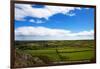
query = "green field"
xmin=14 ymin=40 xmax=95 ymax=67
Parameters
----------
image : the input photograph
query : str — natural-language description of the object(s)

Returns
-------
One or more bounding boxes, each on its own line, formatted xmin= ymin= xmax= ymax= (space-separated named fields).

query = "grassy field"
xmin=14 ymin=40 xmax=95 ymax=67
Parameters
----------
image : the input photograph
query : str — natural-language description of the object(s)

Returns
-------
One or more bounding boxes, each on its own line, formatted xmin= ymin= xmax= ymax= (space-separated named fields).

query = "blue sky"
xmin=15 ymin=4 xmax=94 ymax=40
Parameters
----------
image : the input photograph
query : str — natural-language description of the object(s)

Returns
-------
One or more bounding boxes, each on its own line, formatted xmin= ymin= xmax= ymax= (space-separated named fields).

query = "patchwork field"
xmin=14 ymin=40 xmax=95 ymax=67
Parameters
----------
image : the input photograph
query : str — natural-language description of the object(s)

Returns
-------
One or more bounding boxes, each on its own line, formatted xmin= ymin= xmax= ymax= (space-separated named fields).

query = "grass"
xmin=14 ymin=40 xmax=95 ymax=67
xmin=23 ymin=46 xmax=94 ymax=62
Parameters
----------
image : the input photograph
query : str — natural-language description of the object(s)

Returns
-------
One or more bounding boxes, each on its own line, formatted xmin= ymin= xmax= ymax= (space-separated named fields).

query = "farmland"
xmin=14 ymin=40 xmax=95 ymax=67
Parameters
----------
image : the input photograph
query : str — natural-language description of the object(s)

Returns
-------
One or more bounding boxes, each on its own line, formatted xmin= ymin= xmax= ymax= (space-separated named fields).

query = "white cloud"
xmin=29 ymin=19 xmax=35 ymax=23
xmin=15 ymin=26 xmax=94 ymax=40
xmin=36 ymin=20 xmax=44 ymax=24
xmin=15 ymin=26 xmax=71 ymax=36
xmin=29 ymin=19 xmax=45 ymax=24
xmin=67 ymin=13 xmax=76 ymax=16
xmin=15 ymin=4 xmax=82 ymax=21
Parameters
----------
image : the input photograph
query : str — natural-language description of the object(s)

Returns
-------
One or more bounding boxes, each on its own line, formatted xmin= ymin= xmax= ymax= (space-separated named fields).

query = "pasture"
xmin=14 ymin=40 xmax=95 ymax=67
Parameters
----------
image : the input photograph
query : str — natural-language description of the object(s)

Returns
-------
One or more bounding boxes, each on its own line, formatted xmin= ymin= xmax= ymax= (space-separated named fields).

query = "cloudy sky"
xmin=14 ymin=3 xmax=94 ymax=40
